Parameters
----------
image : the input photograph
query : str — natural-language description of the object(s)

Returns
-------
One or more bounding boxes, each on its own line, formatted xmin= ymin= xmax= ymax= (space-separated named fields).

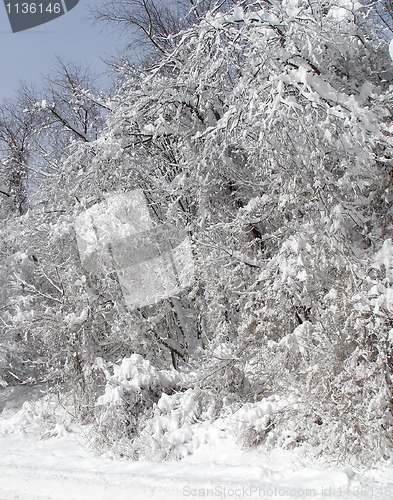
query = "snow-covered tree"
xmin=1 ymin=0 xmax=392 ymax=464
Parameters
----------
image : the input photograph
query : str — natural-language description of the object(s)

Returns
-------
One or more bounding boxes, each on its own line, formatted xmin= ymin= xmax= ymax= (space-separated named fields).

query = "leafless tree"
xmin=90 ymin=0 xmax=238 ymax=56
xmin=0 ymin=95 xmax=39 ymax=214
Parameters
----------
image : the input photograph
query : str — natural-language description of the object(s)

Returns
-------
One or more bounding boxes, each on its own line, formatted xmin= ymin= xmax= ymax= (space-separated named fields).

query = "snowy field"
xmin=0 ymin=387 xmax=393 ymax=500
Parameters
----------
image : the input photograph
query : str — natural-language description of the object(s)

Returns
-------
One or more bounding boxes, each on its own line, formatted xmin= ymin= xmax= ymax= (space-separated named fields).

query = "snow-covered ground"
xmin=0 ymin=386 xmax=393 ymax=500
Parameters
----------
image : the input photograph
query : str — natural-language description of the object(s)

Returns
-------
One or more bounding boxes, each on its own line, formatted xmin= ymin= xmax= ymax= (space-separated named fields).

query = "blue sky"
xmin=0 ymin=1 xmax=123 ymax=99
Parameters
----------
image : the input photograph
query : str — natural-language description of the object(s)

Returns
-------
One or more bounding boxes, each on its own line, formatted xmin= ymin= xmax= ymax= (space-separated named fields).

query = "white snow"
xmin=1 ymin=430 xmax=393 ymax=499
xmin=1 ymin=389 xmax=393 ymax=500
